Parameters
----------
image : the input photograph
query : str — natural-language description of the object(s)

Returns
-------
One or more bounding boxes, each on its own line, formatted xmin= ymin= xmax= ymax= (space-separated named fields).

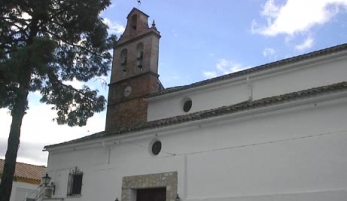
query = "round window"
xmin=183 ymin=99 xmax=192 ymax=112
xmin=151 ymin=141 xmax=162 ymax=155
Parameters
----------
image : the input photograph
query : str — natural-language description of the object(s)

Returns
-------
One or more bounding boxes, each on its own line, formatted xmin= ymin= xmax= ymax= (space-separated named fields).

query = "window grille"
xmin=67 ymin=167 xmax=83 ymax=196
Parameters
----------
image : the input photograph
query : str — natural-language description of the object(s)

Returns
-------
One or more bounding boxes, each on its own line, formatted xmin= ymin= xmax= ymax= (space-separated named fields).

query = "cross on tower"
xmin=137 ymin=0 xmax=141 ymax=8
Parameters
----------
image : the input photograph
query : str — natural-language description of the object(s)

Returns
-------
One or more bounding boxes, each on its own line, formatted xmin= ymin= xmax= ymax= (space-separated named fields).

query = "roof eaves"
xmin=45 ymin=81 xmax=347 ymax=149
xmin=44 ymin=131 xmax=106 ymax=150
xmin=147 ymin=44 xmax=347 ymax=98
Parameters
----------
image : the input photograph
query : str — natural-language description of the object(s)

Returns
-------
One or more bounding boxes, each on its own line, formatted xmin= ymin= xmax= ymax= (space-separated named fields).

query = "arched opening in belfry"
xmin=120 ymin=48 xmax=128 ymax=72
xmin=136 ymin=42 xmax=144 ymax=70
xmin=131 ymin=14 xmax=138 ymax=30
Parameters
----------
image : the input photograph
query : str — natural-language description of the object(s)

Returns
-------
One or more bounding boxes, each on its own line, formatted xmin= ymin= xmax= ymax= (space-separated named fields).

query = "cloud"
xmin=295 ymin=36 xmax=314 ymax=51
xmin=103 ymin=18 xmax=125 ymax=35
xmin=159 ymin=72 xmax=182 ymax=88
xmin=172 ymin=30 xmax=179 ymax=38
xmin=63 ymin=76 xmax=109 ymax=92
xmin=0 ymin=102 xmax=106 ymax=165
xmin=0 ymin=139 xmax=48 ymax=166
xmin=0 ymin=110 xmax=11 ymax=135
xmin=63 ymin=78 xmax=84 ymax=89
xmin=252 ymin=0 xmax=347 ymax=36
xmin=263 ymin=47 xmax=277 ymax=58
xmin=203 ymin=71 xmax=218 ymax=79
xmin=10 ymin=12 xmax=31 ymax=31
xmin=203 ymin=59 xmax=249 ymax=79
xmin=21 ymin=12 xmax=31 ymax=20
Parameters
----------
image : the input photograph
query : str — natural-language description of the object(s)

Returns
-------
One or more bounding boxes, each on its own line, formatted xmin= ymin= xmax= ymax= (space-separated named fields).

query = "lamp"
xmin=175 ymin=194 xmax=181 ymax=201
xmin=42 ymin=173 xmax=51 ymax=186
xmin=41 ymin=173 xmax=55 ymax=194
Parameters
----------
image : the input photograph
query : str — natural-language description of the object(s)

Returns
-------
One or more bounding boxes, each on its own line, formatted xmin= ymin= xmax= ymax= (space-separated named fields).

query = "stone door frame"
xmin=121 ymin=172 xmax=178 ymax=201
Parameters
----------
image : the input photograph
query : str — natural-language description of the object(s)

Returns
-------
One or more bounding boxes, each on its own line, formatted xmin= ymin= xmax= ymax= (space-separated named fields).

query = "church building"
xmin=43 ymin=8 xmax=347 ymax=201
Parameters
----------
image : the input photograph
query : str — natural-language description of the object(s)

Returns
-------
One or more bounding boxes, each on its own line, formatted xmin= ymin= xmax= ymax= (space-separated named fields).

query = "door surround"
xmin=121 ymin=172 xmax=178 ymax=201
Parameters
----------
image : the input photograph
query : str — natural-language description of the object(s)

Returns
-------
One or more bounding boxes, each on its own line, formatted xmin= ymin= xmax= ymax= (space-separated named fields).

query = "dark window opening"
xmin=151 ymin=141 xmax=162 ymax=155
xmin=137 ymin=188 xmax=166 ymax=201
xmin=183 ymin=99 xmax=192 ymax=112
xmin=137 ymin=43 xmax=144 ymax=69
xmin=67 ymin=167 xmax=83 ymax=196
xmin=131 ymin=15 xmax=138 ymax=30
xmin=121 ymin=49 xmax=128 ymax=72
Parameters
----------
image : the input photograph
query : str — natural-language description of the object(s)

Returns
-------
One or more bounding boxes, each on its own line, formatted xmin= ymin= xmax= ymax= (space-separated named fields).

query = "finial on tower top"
xmin=151 ymin=20 xmax=157 ymax=31
xmin=137 ymin=0 xmax=141 ymax=8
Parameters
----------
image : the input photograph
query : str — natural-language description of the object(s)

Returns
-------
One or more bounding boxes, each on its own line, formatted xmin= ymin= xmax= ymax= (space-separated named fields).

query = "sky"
xmin=1 ymin=0 xmax=347 ymax=166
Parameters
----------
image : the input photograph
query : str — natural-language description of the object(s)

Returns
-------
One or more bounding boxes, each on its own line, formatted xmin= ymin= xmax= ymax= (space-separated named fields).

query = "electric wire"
xmin=119 ymin=129 xmax=347 ymax=158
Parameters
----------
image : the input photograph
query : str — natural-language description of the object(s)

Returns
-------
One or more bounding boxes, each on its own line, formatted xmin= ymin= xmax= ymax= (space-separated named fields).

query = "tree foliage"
xmin=0 ymin=0 xmax=116 ymax=200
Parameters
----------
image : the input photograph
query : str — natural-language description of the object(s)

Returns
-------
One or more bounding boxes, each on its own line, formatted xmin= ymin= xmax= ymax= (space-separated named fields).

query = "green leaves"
xmin=40 ymin=83 xmax=106 ymax=127
xmin=1 ymin=1 xmax=117 ymax=199
xmin=0 ymin=0 xmax=116 ymax=126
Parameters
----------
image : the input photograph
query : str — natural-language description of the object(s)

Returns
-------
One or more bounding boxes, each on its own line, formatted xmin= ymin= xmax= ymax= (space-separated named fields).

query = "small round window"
xmin=151 ymin=140 xmax=162 ymax=155
xmin=183 ymin=99 xmax=192 ymax=112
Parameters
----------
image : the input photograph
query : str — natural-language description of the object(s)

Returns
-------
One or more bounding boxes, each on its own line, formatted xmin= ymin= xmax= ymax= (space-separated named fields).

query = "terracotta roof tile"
xmin=0 ymin=159 xmax=46 ymax=181
xmin=45 ymin=81 xmax=347 ymax=149
xmin=148 ymin=43 xmax=347 ymax=98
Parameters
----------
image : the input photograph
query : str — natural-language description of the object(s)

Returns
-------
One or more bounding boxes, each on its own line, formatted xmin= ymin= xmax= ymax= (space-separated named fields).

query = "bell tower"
xmin=105 ymin=8 xmax=162 ymax=131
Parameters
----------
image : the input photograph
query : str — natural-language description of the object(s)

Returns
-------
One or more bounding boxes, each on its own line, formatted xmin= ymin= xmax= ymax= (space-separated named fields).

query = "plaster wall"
xmin=147 ymin=53 xmax=347 ymax=121
xmin=46 ymin=94 xmax=347 ymax=201
xmin=8 ymin=181 xmax=39 ymax=201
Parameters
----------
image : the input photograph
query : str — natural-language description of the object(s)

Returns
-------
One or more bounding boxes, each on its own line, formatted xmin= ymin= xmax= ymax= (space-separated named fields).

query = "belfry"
xmin=105 ymin=8 xmax=162 ymax=131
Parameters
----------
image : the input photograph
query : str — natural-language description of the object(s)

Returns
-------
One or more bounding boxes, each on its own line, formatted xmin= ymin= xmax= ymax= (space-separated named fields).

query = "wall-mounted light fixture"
xmin=115 ymin=197 xmax=119 ymax=201
xmin=175 ymin=194 xmax=181 ymax=201
xmin=42 ymin=173 xmax=56 ymax=194
xmin=42 ymin=173 xmax=51 ymax=186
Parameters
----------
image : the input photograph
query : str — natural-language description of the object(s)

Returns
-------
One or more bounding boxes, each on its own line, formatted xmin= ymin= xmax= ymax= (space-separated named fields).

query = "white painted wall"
xmin=147 ymin=51 xmax=347 ymax=121
xmin=45 ymin=91 xmax=347 ymax=201
xmin=5 ymin=181 xmax=39 ymax=201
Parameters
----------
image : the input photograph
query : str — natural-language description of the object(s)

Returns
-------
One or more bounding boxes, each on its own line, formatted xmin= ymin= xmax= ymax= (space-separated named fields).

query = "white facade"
xmin=0 ymin=180 xmax=39 ymax=201
xmin=43 ymin=7 xmax=347 ymax=201
xmin=44 ymin=44 xmax=347 ymax=201
xmin=147 ymin=49 xmax=347 ymax=121
xmin=12 ymin=182 xmax=39 ymax=201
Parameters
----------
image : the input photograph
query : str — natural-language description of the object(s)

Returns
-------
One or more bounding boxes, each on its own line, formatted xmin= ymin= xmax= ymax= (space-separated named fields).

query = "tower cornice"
xmin=116 ymin=30 xmax=161 ymax=48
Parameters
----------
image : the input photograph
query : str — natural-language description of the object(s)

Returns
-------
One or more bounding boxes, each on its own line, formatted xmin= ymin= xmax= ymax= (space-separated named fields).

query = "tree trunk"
xmin=0 ymin=73 xmax=30 ymax=201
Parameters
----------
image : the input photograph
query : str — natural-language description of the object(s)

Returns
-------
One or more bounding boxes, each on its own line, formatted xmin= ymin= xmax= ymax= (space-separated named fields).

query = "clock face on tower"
xmin=123 ymin=86 xmax=132 ymax=97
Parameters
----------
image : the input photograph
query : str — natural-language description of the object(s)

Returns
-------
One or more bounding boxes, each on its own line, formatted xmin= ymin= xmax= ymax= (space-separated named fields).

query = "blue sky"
xmin=102 ymin=0 xmax=347 ymax=87
xmin=1 ymin=0 xmax=347 ymax=165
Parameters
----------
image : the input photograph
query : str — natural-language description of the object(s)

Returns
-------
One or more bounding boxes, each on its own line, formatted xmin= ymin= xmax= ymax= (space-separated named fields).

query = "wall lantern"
xmin=42 ymin=173 xmax=56 ymax=194
xmin=175 ymin=194 xmax=181 ymax=201
xmin=42 ymin=173 xmax=51 ymax=186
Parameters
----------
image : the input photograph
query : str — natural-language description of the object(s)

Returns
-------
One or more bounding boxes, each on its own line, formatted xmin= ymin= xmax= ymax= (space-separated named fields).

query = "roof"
xmin=0 ymin=159 xmax=46 ymax=181
xmin=149 ymin=43 xmax=347 ymax=98
xmin=45 ymin=81 xmax=347 ymax=149
xmin=127 ymin=7 xmax=149 ymax=19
